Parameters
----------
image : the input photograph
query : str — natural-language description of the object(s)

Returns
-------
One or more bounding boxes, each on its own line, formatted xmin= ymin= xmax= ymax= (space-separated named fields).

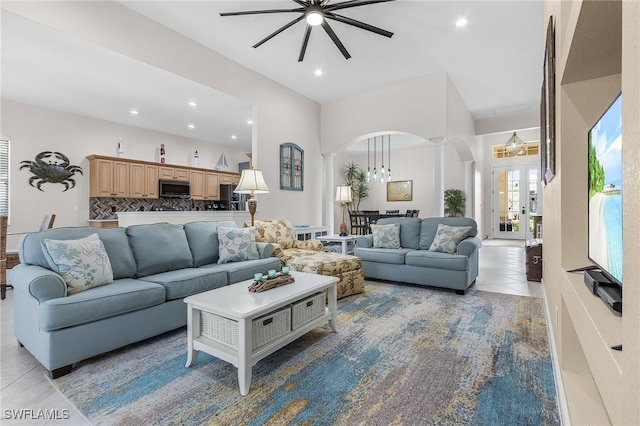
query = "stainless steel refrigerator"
xmin=218 ymin=184 xmax=247 ymax=211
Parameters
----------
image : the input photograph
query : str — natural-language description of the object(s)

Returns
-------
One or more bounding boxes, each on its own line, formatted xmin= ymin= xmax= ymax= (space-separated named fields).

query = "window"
xmin=0 ymin=139 xmax=8 ymax=215
xmin=279 ymin=142 xmax=304 ymax=191
xmin=493 ymin=141 xmax=540 ymax=159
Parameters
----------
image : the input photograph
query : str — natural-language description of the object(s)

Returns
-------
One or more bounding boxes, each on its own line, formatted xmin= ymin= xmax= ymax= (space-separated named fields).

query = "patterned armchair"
xmin=246 ymin=219 xmax=365 ymax=300
xmin=246 ymin=220 xmax=323 ymax=265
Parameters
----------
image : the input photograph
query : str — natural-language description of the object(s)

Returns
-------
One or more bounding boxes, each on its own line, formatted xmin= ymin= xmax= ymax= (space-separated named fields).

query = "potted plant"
xmin=444 ymin=188 xmax=465 ymax=217
xmin=344 ymin=162 xmax=368 ymax=211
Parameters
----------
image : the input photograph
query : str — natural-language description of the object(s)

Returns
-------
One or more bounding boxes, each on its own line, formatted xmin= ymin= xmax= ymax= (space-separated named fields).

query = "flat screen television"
xmin=588 ymin=93 xmax=623 ymax=287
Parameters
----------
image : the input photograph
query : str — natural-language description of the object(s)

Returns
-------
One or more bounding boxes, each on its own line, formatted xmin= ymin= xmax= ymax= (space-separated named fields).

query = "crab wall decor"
xmin=20 ymin=151 xmax=83 ymax=191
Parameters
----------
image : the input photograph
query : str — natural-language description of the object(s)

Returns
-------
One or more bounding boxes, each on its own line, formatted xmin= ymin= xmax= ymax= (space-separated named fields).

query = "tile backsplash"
xmin=90 ymin=198 xmax=215 ymax=219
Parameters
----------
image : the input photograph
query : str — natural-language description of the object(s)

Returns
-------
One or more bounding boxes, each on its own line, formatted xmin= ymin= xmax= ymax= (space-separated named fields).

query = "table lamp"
xmin=234 ymin=168 xmax=270 ymax=226
xmin=335 ymin=184 xmax=352 ymax=236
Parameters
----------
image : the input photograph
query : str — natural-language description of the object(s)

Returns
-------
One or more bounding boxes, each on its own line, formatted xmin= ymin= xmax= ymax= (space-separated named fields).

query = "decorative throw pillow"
xmin=217 ymin=227 xmax=260 ymax=264
xmin=429 ymin=224 xmax=472 ymax=254
xmin=41 ymin=233 xmax=114 ymax=295
xmin=371 ymin=223 xmax=401 ymax=249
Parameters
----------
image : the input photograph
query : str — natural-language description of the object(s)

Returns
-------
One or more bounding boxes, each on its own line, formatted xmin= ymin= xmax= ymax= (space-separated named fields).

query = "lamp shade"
xmin=234 ymin=168 xmax=270 ymax=194
xmin=335 ymin=184 xmax=352 ymax=203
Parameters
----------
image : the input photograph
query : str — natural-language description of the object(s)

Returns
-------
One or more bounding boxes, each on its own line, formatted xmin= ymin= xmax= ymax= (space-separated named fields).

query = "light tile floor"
xmin=0 ymin=239 xmax=543 ymax=424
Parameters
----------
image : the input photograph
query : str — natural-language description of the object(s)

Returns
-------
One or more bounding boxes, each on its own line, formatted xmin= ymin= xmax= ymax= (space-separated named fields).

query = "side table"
xmin=317 ymin=235 xmax=359 ymax=255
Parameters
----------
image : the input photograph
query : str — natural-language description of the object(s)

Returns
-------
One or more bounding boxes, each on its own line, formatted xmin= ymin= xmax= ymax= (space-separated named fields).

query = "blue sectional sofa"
xmin=354 ymin=217 xmax=482 ymax=294
xmin=9 ymin=221 xmax=280 ymax=378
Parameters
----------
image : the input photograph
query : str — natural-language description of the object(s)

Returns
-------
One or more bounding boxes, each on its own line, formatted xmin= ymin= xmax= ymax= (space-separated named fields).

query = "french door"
xmin=492 ymin=165 xmax=540 ymax=240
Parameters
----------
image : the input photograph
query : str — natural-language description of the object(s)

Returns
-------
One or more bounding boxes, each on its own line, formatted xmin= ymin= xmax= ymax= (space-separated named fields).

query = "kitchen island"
xmin=117 ymin=211 xmax=251 ymax=227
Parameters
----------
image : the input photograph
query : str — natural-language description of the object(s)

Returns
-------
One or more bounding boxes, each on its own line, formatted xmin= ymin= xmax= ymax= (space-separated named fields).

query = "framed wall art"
xmin=387 ymin=180 xmax=413 ymax=202
xmin=542 ymin=15 xmax=556 ymax=183
xmin=280 ymin=142 xmax=304 ymax=191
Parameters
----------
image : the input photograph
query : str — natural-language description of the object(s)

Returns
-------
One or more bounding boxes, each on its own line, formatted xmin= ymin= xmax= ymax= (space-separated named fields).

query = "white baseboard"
xmin=542 ymin=280 xmax=571 ymax=425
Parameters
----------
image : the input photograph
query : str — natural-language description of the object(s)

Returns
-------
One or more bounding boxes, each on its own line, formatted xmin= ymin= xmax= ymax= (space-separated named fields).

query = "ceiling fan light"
xmin=306 ymin=11 xmax=324 ymax=26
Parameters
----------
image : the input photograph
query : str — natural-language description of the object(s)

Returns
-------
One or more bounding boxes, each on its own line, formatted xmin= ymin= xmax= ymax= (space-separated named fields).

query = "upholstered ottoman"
xmin=286 ymin=252 xmax=364 ymax=299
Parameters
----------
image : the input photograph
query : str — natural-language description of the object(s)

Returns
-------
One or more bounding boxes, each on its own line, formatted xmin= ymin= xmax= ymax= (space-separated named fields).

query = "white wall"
xmin=321 ymin=73 xmax=449 ymax=154
xmin=331 ymin=141 xmax=465 ymax=233
xmin=321 ymin=72 xmax=477 ymax=233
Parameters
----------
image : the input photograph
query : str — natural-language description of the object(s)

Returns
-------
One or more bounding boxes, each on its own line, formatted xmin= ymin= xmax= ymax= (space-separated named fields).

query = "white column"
xmin=430 ymin=137 xmax=446 ymax=216
xmin=464 ymin=160 xmax=474 ymax=218
xmin=323 ymin=153 xmax=336 ymax=234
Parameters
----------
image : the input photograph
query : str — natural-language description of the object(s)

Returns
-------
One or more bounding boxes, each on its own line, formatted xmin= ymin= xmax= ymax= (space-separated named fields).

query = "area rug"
xmin=51 ymin=282 xmax=560 ymax=425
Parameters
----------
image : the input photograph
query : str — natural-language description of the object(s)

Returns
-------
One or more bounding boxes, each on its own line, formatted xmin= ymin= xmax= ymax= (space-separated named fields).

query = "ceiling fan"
xmin=220 ymin=0 xmax=396 ymax=62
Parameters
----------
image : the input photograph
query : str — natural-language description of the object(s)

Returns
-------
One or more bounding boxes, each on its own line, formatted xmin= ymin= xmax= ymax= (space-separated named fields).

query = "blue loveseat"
xmin=10 ymin=221 xmax=280 ymax=378
xmin=354 ymin=217 xmax=482 ymax=294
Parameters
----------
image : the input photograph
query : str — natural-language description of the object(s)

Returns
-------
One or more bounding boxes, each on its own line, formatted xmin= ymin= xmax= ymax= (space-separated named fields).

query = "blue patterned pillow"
xmin=41 ymin=233 xmax=114 ymax=295
xmin=429 ymin=224 xmax=472 ymax=254
xmin=371 ymin=223 xmax=401 ymax=249
xmin=217 ymin=227 xmax=260 ymax=264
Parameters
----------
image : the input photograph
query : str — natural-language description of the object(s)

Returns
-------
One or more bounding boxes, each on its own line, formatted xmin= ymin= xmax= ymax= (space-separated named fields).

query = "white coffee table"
xmin=184 ymin=271 xmax=338 ymax=396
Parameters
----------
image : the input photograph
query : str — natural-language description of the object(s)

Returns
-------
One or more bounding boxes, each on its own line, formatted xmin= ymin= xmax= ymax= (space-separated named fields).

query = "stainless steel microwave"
xmin=159 ymin=180 xmax=191 ymax=199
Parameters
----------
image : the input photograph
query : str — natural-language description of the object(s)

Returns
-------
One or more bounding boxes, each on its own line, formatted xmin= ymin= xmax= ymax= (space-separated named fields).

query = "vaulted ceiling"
xmin=1 ymin=1 xmax=543 ymax=151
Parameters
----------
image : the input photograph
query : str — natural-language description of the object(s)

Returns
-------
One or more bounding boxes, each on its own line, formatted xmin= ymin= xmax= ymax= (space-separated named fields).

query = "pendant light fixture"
xmin=505 ymin=132 xmax=525 ymax=156
xmin=366 ymin=138 xmax=371 ymax=183
xmin=380 ymin=135 xmax=386 ymax=184
xmin=372 ymin=136 xmax=378 ymax=182
xmin=383 ymin=134 xmax=391 ymax=182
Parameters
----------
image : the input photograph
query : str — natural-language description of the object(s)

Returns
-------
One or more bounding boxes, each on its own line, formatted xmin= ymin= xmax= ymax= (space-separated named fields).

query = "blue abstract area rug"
xmin=52 ymin=283 xmax=560 ymax=425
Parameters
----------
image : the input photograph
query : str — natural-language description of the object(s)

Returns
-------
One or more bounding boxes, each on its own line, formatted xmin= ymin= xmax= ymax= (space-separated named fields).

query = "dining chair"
xmin=385 ymin=210 xmax=400 ymax=216
xmin=405 ymin=209 xmax=420 ymax=217
xmin=362 ymin=210 xmax=380 ymax=233
xmin=349 ymin=211 xmax=368 ymax=235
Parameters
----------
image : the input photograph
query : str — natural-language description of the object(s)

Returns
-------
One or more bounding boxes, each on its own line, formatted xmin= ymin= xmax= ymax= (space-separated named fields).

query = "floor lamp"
xmin=335 ymin=184 xmax=352 ymax=236
xmin=234 ymin=168 xmax=270 ymax=226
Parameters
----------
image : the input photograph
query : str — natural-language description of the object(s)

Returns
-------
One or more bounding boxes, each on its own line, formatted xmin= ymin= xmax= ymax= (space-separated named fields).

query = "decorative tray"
xmin=248 ymin=274 xmax=295 ymax=292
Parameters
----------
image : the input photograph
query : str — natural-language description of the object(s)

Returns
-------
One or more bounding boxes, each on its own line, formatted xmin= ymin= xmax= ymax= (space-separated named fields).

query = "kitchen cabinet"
xmin=190 ymin=170 xmax=219 ymax=200
xmin=89 ymin=158 xmax=130 ymax=197
xmin=220 ymin=173 xmax=240 ymax=185
xmin=87 ymin=155 xmax=239 ymax=200
xmin=190 ymin=170 xmax=205 ymax=200
xmin=159 ymin=166 xmax=189 ymax=181
xmin=130 ymin=163 xmax=159 ymax=198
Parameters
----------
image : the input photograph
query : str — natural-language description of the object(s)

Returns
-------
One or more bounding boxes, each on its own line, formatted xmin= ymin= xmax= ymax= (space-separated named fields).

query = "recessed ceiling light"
xmin=247 ymin=120 xmax=253 ymax=125
xmin=188 ymin=123 xmax=195 ymax=129
xmin=314 ymin=69 xmax=323 ymax=76
xmin=231 ymin=135 xmax=237 ymax=140
xmin=129 ymin=109 xmax=139 ymax=115
xmin=188 ymin=101 xmax=198 ymax=107
xmin=456 ymin=18 xmax=468 ymax=28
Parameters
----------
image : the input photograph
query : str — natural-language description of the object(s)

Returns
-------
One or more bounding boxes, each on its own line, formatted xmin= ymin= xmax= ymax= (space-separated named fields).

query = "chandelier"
xmin=505 ymin=132 xmax=526 ymax=156
xmin=365 ymin=135 xmax=393 ymax=184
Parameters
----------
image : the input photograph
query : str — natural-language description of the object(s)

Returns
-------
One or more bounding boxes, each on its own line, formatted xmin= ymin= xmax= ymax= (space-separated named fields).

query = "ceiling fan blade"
xmin=298 ymin=25 xmax=313 ymax=62
xmin=325 ymin=12 xmax=393 ymax=38
xmin=321 ymin=20 xmax=351 ymax=59
xmin=253 ymin=15 xmax=306 ymax=48
xmin=326 ymin=0 xmax=396 ymax=12
xmin=220 ymin=8 xmax=304 ymax=17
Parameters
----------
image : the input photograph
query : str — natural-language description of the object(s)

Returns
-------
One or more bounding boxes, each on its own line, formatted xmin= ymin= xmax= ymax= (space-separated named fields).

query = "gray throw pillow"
xmin=429 ymin=224 xmax=472 ymax=254
xmin=371 ymin=223 xmax=401 ymax=249
xmin=217 ymin=227 xmax=260 ymax=264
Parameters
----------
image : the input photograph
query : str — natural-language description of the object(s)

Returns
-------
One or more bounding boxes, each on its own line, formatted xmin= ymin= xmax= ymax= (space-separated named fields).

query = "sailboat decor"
xmin=215 ymin=153 xmax=230 ymax=171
